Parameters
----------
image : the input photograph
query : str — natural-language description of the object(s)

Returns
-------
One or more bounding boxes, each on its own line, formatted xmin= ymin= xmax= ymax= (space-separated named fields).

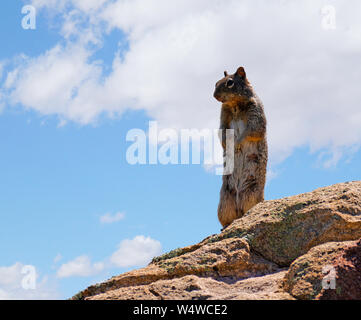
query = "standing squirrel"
xmin=214 ymin=66 xmax=268 ymax=228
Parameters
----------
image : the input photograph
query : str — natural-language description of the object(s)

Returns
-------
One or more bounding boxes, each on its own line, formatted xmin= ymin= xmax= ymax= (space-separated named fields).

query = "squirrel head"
xmin=213 ymin=67 xmax=253 ymax=106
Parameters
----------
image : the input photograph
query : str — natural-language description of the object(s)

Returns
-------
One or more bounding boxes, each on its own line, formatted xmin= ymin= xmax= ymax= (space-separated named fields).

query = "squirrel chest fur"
xmin=214 ymin=67 xmax=268 ymax=228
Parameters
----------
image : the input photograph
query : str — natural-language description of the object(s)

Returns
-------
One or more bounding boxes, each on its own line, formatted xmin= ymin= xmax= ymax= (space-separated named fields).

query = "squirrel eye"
xmin=226 ymin=79 xmax=234 ymax=88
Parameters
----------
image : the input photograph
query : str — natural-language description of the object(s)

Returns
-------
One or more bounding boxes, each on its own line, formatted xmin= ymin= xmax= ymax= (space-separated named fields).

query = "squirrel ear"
xmin=236 ymin=66 xmax=246 ymax=79
xmin=224 ymin=71 xmax=228 ymax=77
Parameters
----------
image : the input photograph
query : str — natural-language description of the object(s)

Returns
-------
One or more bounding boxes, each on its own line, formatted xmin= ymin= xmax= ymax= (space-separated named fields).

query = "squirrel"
xmin=213 ymin=66 xmax=268 ymax=228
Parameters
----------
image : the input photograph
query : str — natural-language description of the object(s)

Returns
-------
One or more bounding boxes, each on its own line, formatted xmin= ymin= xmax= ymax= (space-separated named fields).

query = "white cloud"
xmin=56 ymin=255 xmax=104 ymax=278
xmin=0 ymin=61 xmax=4 ymax=79
xmin=0 ymin=263 xmax=58 ymax=300
xmin=31 ymin=0 xmax=107 ymax=12
xmin=4 ymin=44 xmax=105 ymax=124
xmin=30 ymin=0 xmax=64 ymax=9
xmin=56 ymin=235 xmax=162 ymax=278
xmin=0 ymin=93 xmax=5 ymax=113
xmin=53 ymin=253 xmax=63 ymax=264
xmin=71 ymin=0 xmax=108 ymax=12
xmin=0 ymin=263 xmax=24 ymax=287
xmin=110 ymin=235 xmax=162 ymax=268
xmin=266 ymin=168 xmax=279 ymax=184
xmin=100 ymin=212 xmax=125 ymax=224
xmin=3 ymin=0 xmax=361 ymax=166
xmin=0 ymin=61 xmax=5 ymax=112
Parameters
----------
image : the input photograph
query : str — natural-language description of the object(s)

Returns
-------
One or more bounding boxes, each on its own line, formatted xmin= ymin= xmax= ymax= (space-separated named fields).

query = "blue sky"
xmin=0 ymin=0 xmax=361 ymax=299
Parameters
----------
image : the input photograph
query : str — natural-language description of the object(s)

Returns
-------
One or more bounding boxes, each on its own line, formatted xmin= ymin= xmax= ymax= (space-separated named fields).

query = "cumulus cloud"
xmin=4 ymin=44 xmax=105 ymax=124
xmin=56 ymin=255 xmax=105 ymax=278
xmin=110 ymin=235 xmax=162 ymax=268
xmin=0 ymin=263 xmax=58 ymax=300
xmin=56 ymin=235 xmax=162 ymax=278
xmin=99 ymin=212 xmax=125 ymax=224
xmin=2 ymin=0 xmax=361 ymax=165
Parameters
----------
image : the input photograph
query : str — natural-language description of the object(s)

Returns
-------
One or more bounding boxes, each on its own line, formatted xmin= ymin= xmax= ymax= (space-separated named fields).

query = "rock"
xmin=284 ymin=239 xmax=361 ymax=300
xmin=152 ymin=238 xmax=278 ymax=278
xmin=72 ymin=181 xmax=361 ymax=300
xmin=219 ymin=181 xmax=361 ymax=266
xmin=89 ymin=271 xmax=294 ymax=300
xmin=74 ymin=238 xmax=280 ymax=300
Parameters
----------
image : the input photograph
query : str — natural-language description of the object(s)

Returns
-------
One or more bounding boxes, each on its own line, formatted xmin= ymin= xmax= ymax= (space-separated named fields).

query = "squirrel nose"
xmin=214 ymin=91 xmax=222 ymax=102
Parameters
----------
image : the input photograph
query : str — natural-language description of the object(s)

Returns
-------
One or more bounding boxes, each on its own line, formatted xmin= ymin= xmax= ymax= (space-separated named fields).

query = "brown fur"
xmin=214 ymin=66 xmax=268 ymax=228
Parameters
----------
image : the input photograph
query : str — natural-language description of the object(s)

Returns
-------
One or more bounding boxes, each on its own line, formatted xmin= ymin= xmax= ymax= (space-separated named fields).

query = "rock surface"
xmin=88 ymin=271 xmax=293 ymax=300
xmin=72 ymin=181 xmax=361 ymax=300
xmin=284 ymin=239 xmax=361 ymax=300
